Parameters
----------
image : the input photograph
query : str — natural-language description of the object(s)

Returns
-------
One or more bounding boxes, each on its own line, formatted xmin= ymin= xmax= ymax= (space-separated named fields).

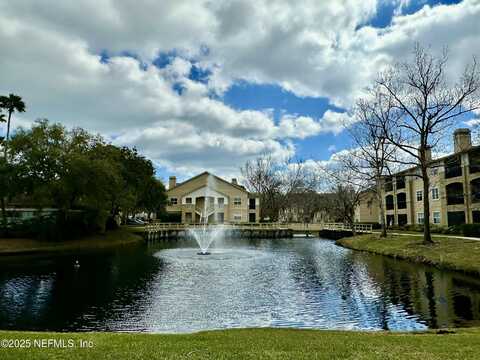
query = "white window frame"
xmin=433 ymin=211 xmax=441 ymax=224
xmin=185 ymin=197 xmax=192 ymax=204
xmin=233 ymin=214 xmax=242 ymax=221
xmin=431 ymin=167 xmax=439 ymax=176
xmin=416 ymin=190 xmax=422 ymax=202
xmin=233 ymin=197 xmax=242 ymax=206
xmin=417 ymin=212 xmax=424 ymax=225
xmin=170 ymin=197 xmax=178 ymax=205
xmin=431 ymin=187 xmax=439 ymax=200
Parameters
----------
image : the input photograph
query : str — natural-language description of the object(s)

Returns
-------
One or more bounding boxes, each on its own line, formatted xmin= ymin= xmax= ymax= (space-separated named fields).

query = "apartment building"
xmin=354 ymin=190 xmax=380 ymax=223
xmin=381 ymin=128 xmax=480 ymax=227
xmin=165 ymin=172 xmax=260 ymax=223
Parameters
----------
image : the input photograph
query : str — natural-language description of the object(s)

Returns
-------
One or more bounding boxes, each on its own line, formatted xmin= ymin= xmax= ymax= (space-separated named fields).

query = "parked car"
xmin=126 ymin=218 xmax=144 ymax=225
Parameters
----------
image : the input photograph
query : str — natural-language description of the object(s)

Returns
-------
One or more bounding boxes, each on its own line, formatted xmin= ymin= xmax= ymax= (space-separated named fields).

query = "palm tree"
xmin=0 ymin=93 xmax=25 ymax=142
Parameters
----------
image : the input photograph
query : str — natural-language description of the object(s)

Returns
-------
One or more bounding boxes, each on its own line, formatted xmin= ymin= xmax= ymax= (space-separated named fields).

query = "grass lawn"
xmin=1 ymin=328 xmax=480 ymax=360
xmin=0 ymin=228 xmax=143 ymax=255
xmin=337 ymin=233 xmax=480 ymax=275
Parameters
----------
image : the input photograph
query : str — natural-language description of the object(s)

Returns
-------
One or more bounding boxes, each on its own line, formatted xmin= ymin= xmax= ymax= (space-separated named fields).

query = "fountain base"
xmin=197 ymin=251 xmax=211 ymax=256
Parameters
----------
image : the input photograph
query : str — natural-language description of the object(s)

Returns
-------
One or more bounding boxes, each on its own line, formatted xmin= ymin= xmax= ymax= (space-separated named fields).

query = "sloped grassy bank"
xmin=336 ymin=233 xmax=480 ymax=276
xmin=0 ymin=228 xmax=143 ymax=256
xmin=1 ymin=328 xmax=480 ymax=360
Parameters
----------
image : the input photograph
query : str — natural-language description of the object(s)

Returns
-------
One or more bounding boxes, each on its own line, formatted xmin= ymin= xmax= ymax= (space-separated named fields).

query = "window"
xmin=185 ymin=197 xmax=192 ymax=204
xmin=416 ymin=190 xmax=423 ymax=201
xmin=233 ymin=214 xmax=242 ymax=221
xmin=234 ymin=197 xmax=242 ymax=205
xmin=218 ymin=197 xmax=224 ymax=206
xmin=431 ymin=188 xmax=439 ymax=200
xmin=170 ymin=197 xmax=178 ymax=205
xmin=417 ymin=212 xmax=424 ymax=225
xmin=433 ymin=211 xmax=441 ymax=224
xmin=430 ymin=167 xmax=439 ymax=176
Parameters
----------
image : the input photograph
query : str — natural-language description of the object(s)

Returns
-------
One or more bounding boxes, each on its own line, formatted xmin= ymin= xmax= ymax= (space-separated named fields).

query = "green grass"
xmin=1 ymin=328 xmax=480 ymax=360
xmin=0 ymin=228 xmax=143 ymax=255
xmin=337 ymin=233 xmax=480 ymax=275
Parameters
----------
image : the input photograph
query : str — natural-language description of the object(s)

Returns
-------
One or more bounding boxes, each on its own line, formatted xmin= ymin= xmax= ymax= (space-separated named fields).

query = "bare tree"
xmin=344 ymin=86 xmax=398 ymax=237
xmin=321 ymin=160 xmax=370 ymax=236
xmin=377 ymin=44 xmax=480 ymax=244
xmin=278 ymin=159 xmax=320 ymax=222
xmin=241 ymin=154 xmax=283 ymax=221
xmin=241 ymin=155 xmax=320 ymax=222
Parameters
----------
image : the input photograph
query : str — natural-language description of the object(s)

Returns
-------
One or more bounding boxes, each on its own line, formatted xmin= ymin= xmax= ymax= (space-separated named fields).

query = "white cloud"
xmin=0 ymin=0 xmax=479 ymax=179
xmin=0 ymin=9 xmax=345 ymax=178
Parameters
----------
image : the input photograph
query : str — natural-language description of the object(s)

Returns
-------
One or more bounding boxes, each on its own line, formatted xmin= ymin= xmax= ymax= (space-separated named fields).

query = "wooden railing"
xmin=144 ymin=222 xmax=372 ymax=234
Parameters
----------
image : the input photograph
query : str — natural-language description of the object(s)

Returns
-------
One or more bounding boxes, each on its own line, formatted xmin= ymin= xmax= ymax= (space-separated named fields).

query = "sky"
xmin=0 ymin=0 xmax=479 ymax=185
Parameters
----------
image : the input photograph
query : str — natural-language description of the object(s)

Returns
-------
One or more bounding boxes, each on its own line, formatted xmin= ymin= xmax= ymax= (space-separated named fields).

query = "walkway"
xmin=372 ymin=231 xmax=480 ymax=242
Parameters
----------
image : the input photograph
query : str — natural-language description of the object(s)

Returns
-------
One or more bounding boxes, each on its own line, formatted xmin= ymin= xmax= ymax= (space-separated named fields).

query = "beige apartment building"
xmin=165 ymin=172 xmax=260 ymax=223
xmin=354 ymin=190 xmax=380 ymax=224
xmin=379 ymin=128 xmax=480 ymax=227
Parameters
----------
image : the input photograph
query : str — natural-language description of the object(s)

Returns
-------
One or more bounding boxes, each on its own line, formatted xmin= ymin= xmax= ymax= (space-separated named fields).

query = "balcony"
xmin=396 ymin=193 xmax=406 ymax=209
xmin=446 ymin=182 xmax=464 ymax=205
xmin=469 ymin=149 xmax=480 ymax=174
xmin=385 ymin=177 xmax=393 ymax=192
xmin=385 ymin=195 xmax=394 ymax=210
xmin=396 ymin=176 xmax=405 ymax=190
xmin=444 ymin=155 xmax=462 ymax=179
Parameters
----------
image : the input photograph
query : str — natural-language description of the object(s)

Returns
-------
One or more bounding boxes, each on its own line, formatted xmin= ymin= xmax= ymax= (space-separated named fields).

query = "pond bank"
xmin=0 ymin=228 xmax=143 ymax=256
xmin=336 ymin=233 xmax=480 ymax=276
xmin=1 ymin=328 xmax=479 ymax=360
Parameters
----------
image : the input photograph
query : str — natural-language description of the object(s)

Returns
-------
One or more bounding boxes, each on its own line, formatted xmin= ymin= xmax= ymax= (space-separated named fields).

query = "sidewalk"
xmin=372 ymin=231 xmax=480 ymax=241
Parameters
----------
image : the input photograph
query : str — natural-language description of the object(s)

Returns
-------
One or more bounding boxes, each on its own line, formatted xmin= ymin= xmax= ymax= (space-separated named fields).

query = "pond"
xmin=0 ymin=237 xmax=479 ymax=333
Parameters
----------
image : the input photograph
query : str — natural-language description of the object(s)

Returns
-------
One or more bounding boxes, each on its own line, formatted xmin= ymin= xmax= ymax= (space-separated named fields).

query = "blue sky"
xmin=222 ymin=82 xmax=351 ymax=161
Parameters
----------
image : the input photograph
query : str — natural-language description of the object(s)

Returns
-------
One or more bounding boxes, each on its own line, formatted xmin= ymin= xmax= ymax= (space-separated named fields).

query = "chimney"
xmin=425 ymin=146 xmax=432 ymax=161
xmin=454 ymin=128 xmax=472 ymax=153
xmin=169 ymin=176 xmax=176 ymax=189
xmin=418 ymin=146 xmax=432 ymax=161
xmin=231 ymin=178 xmax=238 ymax=185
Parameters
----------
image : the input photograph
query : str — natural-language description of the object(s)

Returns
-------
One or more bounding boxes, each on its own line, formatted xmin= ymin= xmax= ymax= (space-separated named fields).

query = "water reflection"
xmin=0 ymin=239 xmax=479 ymax=332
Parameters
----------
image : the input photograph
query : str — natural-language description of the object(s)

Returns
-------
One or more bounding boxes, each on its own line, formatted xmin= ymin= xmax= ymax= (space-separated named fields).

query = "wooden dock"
xmin=143 ymin=222 xmax=372 ymax=241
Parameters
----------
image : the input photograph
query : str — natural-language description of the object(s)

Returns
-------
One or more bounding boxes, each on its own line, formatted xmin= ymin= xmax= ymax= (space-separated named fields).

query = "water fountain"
xmin=187 ymin=175 xmax=225 ymax=255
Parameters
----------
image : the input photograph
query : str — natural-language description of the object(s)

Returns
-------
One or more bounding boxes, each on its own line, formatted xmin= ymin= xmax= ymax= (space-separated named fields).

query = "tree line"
xmin=0 ymin=101 xmax=166 ymax=239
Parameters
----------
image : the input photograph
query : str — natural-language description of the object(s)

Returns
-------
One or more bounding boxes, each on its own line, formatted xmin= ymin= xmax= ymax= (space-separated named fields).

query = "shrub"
xmin=157 ymin=212 xmax=182 ymax=223
xmin=459 ymin=224 xmax=480 ymax=237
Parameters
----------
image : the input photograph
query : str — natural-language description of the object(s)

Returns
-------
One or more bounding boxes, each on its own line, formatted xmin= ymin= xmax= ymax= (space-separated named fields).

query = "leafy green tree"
xmin=7 ymin=119 xmax=167 ymax=238
xmin=0 ymin=93 xmax=25 ymax=157
xmin=139 ymin=177 xmax=167 ymax=220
